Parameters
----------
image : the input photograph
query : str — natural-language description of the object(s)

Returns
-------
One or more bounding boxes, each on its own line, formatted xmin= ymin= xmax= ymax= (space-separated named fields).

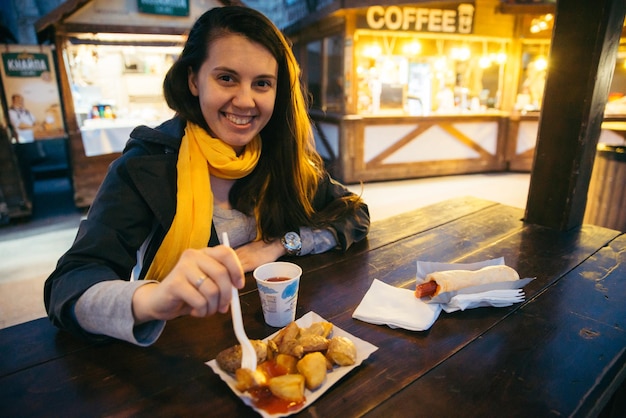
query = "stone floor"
xmin=0 ymin=172 xmax=531 ymax=329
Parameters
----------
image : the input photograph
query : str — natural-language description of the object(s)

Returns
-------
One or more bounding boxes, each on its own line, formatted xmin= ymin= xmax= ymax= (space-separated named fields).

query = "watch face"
xmin=283 ymin=231 xmax=302 ymax=254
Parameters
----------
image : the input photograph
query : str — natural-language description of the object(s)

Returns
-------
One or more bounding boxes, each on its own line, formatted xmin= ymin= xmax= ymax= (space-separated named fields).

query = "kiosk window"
xmin=305 ymin=34 xmax=344 ymax=112
xmin=325 ymin=35 xmax=344 ymax=112
xmin=306 ymin=41 xmax=322 ymax=109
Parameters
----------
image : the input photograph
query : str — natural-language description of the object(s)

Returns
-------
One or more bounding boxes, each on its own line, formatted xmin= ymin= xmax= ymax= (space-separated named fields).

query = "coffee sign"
xmin=363 ymin=4 xmax=475 ymax=34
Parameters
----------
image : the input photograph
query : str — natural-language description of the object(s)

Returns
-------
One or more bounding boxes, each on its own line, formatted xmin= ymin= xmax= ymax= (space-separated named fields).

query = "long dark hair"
xmin=164 ymin=6 xmax=362 ymax=240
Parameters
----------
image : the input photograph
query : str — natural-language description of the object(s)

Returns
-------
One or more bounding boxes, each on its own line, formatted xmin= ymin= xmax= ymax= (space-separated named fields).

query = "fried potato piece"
xmin=216 ymin=340 xmax=268 ymax=374
xmin=271 ymin=322 xmax=305 ymax=358
xmin=270 ymin=321 xmax=334 ymax=359
xmin=252 ymin=339 xmax=268 ymax=361
xmin=266 ymin=339 xmax=278 ymax=360
xmin=297 ymin=352 xmax=327 ymax=390
xmin=327 ymin=336 xmax=357 ymax=366
xmin=325 ymin=356 xmax=334 ymax=371
xmin=235 ymin=367 xmax=267 ymax=392
xmin=299 ymin=335 xmax=329 ymax=353
xmin=272 ymin=322 xmax=299 ymax=346
xmin=278 ymin=338 xmax=304 ymax=358
xmin=300 ymin=321 xmax=333 ymax=338
xmin=268 ymin=374 xmax=305 ymax=403
xmin=275 ymin=353 xmax=298 ymax=374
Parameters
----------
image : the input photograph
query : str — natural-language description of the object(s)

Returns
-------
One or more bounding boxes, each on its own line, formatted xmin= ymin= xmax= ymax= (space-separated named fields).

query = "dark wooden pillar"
xmin=524 ymin=0 xmax=625 ymax=230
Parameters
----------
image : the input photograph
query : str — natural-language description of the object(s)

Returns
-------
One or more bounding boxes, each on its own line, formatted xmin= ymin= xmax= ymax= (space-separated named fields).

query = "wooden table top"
xmin=1 ymin=196 xmax=625 ymax=417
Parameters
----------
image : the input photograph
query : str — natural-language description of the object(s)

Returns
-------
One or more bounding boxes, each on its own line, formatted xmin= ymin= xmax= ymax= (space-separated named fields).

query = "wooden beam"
xmin=524 ymin=0 xmax=625 ymax=230
xmin=34 ymin=0 xmax=91 ymax=34
xmin=497 ymin=4 xmax=555 ymax=15
xmin=61 ymin=23 xmax=187 ymax=36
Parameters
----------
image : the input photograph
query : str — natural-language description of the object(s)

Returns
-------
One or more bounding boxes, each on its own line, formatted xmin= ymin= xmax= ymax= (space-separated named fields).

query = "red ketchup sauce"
xmin=246 ymin=359 xmax=306 ymax=414
xmin=265 ymin=277 xmax=291 ymax=282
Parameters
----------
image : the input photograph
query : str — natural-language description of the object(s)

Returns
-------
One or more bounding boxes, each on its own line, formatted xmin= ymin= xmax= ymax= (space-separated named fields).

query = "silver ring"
xmin=194 ymin=276 xmax=207 ymax=288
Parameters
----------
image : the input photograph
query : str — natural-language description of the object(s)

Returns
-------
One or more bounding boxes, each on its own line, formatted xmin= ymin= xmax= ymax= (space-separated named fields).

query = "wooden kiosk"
xmin=284 ymin=0 xmax=530 ymax=183
xmin=34 ymin=0 xmax=233 ymax=208
xmin=284 ymin=0 xmax=626 ymax=187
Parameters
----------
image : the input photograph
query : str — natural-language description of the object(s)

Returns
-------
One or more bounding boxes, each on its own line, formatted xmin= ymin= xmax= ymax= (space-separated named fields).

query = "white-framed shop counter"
xmin=506 ymin=112 xmax=626 ymax=171
xmin=311 ymin=110 xmax=509 ymax=184
xmin=80 ymin=119 xmax=147 ymax=157
xmin=70 ymin=118 xmax=161 ymax=207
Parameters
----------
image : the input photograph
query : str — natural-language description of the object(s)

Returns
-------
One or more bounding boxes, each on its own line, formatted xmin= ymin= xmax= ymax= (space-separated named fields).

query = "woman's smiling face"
xmin=188 ymin=34 xmax=278 ymax=154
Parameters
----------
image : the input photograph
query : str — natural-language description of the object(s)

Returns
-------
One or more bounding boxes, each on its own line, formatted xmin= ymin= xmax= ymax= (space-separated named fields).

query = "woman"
xmin=44 ymin=6 xmax=369 ymax=346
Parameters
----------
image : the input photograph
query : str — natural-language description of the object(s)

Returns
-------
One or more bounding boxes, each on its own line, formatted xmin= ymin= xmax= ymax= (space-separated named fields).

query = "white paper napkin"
xmin=352 ymin=279 xmax=442 ymax=331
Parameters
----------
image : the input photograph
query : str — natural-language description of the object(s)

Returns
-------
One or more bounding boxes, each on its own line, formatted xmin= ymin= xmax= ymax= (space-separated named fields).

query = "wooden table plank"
xmin=0 ymin=317 xmax=94 ymax=377
xmin=365 ymin=196 xmax=500 ymax=249
xmin=366 ymin=233 xmax=626 ymax=418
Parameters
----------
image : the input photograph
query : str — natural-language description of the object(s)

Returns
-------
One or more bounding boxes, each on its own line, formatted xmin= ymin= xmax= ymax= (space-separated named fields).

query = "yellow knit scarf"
xmin=146 ymin=122 xmax=261 ymax=281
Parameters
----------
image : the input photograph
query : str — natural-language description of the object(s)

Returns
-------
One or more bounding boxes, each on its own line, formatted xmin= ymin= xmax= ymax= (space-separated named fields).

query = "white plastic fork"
xmin=222 ymin=232 xmax=257 ymax=371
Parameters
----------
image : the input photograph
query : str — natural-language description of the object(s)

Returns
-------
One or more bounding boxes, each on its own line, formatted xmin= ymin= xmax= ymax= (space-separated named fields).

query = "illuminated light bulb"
xmin=451 ymin=47 xmax=471 ymax=61
xmin=479 ymin=56 xmax=491 ymax=68
xmin=403 ymin=41 xmax=421 ymax=56
xmin=534 ymin=56 xmax=548 ymax=71
xmin=434 ymin=57 xmax=446 ymax=71
xmin=362 ymin=44 xmax=382 ymax=59
xmin=459 ymin=47 xmax=471 ymax=61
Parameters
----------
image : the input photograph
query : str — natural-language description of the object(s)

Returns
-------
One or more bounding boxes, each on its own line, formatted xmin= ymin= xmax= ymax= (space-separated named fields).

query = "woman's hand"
xmin=235 ymin=239 xmax=285 ymax=273
xmin=131 ymin=246 xmax=244 ymax=324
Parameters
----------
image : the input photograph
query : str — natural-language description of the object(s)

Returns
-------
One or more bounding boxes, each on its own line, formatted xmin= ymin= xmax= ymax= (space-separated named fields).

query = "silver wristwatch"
xmin=281 ymin=231 xmax=302 ymax=256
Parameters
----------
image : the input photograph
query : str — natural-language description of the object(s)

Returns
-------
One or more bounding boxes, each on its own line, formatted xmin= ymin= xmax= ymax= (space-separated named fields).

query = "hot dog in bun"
xmin=415 ymin=265 xmax=520 ymax=298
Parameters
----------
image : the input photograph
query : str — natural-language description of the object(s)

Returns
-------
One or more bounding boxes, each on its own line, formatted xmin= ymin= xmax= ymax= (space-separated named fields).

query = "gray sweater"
xmin=75 ymin=206 xmax=337 ymax=346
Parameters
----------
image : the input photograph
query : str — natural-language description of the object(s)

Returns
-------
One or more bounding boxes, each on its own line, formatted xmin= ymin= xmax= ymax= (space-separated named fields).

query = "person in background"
xmin=44 ymin=6 xmax=369 ymax=346
xmin=8 ymin=93 xmax=36 ymax=143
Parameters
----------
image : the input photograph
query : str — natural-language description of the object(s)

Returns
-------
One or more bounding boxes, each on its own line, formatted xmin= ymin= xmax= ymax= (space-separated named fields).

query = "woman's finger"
xmin=159 ymin=246 xmax=244 ymax=318
xmin=190 ymin=273 xmax=220 ymax=316
xmin=202 ymin=246 xmax=245 ymax=287
xmin=195 ymin=256 xmax=238 ymax=313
